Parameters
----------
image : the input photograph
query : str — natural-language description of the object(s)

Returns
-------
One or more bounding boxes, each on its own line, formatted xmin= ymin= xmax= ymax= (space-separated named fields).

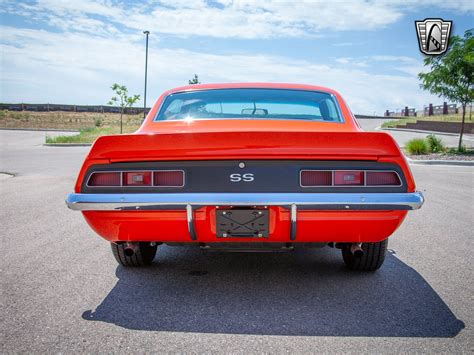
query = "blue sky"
xmin=0 ymin=0 xmax=473 ymax=114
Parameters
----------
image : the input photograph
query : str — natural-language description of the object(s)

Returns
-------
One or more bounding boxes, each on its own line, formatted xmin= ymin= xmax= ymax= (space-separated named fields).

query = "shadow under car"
xmin=82 ymin=246 xmax=464 ymax=337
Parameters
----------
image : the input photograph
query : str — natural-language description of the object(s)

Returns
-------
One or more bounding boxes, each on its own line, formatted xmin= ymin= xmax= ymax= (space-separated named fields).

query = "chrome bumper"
xmin=66 ymin=192 xmax=424 ymax=211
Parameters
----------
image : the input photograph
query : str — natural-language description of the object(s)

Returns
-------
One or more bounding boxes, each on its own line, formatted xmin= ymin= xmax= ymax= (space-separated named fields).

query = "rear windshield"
xmin=154 ymin=88 xmax=343 ymax=122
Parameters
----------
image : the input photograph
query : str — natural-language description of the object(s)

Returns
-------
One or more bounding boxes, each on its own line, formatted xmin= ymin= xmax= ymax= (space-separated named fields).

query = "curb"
xmin=43 ymin=143 xmax=92 ymax=147
xmin=0 ymin=127 xmax=80 ymax=133
xmin=383 ymin=127 xmax=474 ymax=140
xmin=406 ymin=157 xmax=474 ymax=166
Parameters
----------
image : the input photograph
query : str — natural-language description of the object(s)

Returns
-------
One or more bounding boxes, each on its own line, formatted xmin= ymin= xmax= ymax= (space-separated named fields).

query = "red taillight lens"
xmin=88 ymin=172 xmax=121 ymax=186
xmin=154 ymin=171 xmax=184 ymax=187
xmin=300 ymin=171 xmax=332 ymax=186
xmin=334 ymin=171 xmax=364 ymax=186
xmin=123 ymin=172 xmax=152 ymax=186
xmin=366 ymin=171 xmax=401 ymax=186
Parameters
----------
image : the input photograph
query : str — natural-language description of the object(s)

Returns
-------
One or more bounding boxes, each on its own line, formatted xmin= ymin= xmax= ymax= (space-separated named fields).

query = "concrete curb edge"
xmin=406 ymin=157 xmax=474 ymax=166
xmin=383 ymin=127 xmax=474 ymax=140
xmin=43 ymin=143 xmax=92 ymax=147
xmin=1 ymin=127 xmax=80 ymax=133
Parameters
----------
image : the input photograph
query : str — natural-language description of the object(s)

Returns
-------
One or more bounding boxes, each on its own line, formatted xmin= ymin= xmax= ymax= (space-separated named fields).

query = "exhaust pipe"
xmin=123 ymin=242 xmax=139 ymax=257
xmin=350 ymin=243 xmax=364 ymax=258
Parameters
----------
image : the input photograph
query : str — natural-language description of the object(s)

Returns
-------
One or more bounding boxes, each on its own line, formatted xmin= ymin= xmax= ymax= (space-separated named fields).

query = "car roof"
xmin=162 ymin=82 xmax=340 ymax=96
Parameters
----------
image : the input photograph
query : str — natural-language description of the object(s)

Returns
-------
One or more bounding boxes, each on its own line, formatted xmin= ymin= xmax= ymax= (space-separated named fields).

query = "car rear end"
xmin=67 ymin=130 xmax=422 ymax=239
xmin=66 ymin=85 xmax=424 ymax=270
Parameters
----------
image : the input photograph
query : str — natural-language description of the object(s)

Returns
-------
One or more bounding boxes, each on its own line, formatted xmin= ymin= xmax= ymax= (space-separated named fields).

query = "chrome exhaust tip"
xmin=350 ymin=243 xmax=364 ymax=258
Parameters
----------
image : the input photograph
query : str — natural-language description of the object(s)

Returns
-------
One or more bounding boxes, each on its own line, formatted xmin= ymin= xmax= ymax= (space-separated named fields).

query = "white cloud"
xmin=1 ymin=0 xmax=467 ymax=114
xmin=390 ymin=0 xmax=474 ymax=12
xmin=2 ymin=0 xmax=473 ymax=39
xmin=369 ymin=55 xmax=426 ymax=76
xmin=336 ymin=58 xmax=351 ymax=65
xmin=336 ymin=57 xmax=369 ymax=67
xmin=0 ymin=0 xmax=418 ymax=38
xmin=332 ymin=42 xmax=364 ymax=47
xmin=0 ymin=25 xmax=442 ymax=114
xmin=371 ymin=55 xmax=418 ymax=63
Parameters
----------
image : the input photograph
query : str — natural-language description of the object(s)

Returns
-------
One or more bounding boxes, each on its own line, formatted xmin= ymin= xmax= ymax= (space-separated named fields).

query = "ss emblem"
xmin=230 ymin=173 xmax=254 ymax=182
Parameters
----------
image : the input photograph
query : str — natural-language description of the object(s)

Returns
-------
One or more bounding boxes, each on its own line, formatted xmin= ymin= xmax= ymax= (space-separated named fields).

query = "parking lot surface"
xmin=1 ymin=129 xmax=473 ymax=353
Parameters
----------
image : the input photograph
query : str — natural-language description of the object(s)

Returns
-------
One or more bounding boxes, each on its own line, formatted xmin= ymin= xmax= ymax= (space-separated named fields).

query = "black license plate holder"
xmin=216 ymin=209 xmax=269 ymax=238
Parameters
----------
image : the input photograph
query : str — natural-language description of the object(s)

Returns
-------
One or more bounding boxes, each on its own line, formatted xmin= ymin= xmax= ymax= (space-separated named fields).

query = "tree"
xmin=188 ymin=74 xmax=201 ymax=85
xmin=108 ymin=83 xmax=140 ymax=134
xmin=418 ymin=29 xmax=474 ymax=151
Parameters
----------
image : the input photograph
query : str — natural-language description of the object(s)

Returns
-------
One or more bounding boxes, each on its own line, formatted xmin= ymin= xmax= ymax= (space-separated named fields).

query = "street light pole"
xmin=143 ymin=30 xmax=150 ymax=119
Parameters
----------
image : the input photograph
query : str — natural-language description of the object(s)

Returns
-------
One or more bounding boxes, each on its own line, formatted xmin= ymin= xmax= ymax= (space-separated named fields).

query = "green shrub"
xmin=447 ymin=145 xmax=470 ymax=154
xmin=80 ymin=127 xmax=96 ymax=133
xmin=94 ymin=117 xmax=103 ymax=127
xmin=405 ymin=138 xmax=429 ymax=155
xmin=426 ymin=134 xmax=445 ymax=153
xmin=457 ymin=144 xmax=467 ymax=153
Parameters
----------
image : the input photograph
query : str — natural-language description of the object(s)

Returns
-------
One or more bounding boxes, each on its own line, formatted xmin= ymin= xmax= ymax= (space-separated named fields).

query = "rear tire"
xmin=111 ymin=242 xmax=157 ymax=267
xmin=342 ymin=239 xmax=388 ymax=271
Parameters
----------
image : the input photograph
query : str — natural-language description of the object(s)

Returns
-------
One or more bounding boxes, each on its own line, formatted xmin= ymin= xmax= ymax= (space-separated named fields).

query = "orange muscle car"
xmin=66 ymin=83 xmax=424 ymax=271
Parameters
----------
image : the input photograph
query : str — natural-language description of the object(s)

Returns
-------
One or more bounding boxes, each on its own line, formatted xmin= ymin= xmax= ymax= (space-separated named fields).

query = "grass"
xmin=0 ymin=110 xmax=144 ymax=130
xmin=425 ymin=134 xmax=445 ymax=153
xmin=405 ymin=138 xmax=429 ymax=155
xmin=3 ymin=111 xmax=31 ymax=121
xmin=447 ymin=146 xmax=473 ymax=154
xmin=0 ymin=110 xmax=143 ymax=144
xmin=405 ymin=134 xmax=472 ymax=155
xmin=381 ymin=113 xmax=471 ymax=128
xmin=45 ymin=125 xmax=140 ymax=144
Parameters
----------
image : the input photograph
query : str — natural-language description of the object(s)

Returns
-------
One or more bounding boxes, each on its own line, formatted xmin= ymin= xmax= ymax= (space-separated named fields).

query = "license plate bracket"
xmin=216 ymin=208 xmax=269 ymax=238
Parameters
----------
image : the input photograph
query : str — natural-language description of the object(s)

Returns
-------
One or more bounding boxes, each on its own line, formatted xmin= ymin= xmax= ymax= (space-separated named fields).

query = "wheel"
xmin=111 ymin=242 xmax=157 ymax=267
xmin=342 ymin=239 xmax=388 ymax=271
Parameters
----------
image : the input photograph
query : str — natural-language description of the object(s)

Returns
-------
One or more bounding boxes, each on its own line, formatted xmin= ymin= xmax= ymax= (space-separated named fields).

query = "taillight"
xmin=154 ymin=171 xmax=184 ymax=187
xmin=87 ymin=172 xmax=121 ymax=186
xmin=366 ymin=171 xmax=401 ymax=186
xmin=87 ymin=170 xmax=185 ymax=187
xmin=300 ymin=171 xmax=332 ymax=186
xmin=300 ymin=169 xmax=401 ymax=187
xmin=334 ymin=171 xmax=364 ymax=186
xmin=123 ymin=172 xmax=152 ymax=186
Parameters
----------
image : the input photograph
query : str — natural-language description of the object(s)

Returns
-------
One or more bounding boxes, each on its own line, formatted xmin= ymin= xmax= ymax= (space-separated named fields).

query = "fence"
xmin=0 ymin=103 xmax=151 ymax=115
xmin=354 ymin=114 xmax=389 ymax=119
xmin=0 ymin=103 xmax=391 ymax=119
xmin=423 ymin=102 xmax=458 ymax=116
xmin=384 ymin=107 xmax=416 ymax=117
xmin=385 ymin=102 xmax=460 ymax=117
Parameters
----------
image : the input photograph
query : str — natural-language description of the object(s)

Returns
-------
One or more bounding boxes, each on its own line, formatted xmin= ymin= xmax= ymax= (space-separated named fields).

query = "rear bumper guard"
xmin=66 ymin=192 xmax=423 ymax=242
xmin=66 ymin=192 xmax=424 ymax=211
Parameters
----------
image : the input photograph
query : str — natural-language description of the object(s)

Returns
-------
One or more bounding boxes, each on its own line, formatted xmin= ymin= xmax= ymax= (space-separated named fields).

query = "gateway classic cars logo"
xmin=415 ymin=18 xmax=452 ymax=55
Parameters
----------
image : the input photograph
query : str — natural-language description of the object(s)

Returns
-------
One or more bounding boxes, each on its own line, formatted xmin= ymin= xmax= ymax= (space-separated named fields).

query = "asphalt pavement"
xmin=1 ymin=129 xmax=473 ymax=353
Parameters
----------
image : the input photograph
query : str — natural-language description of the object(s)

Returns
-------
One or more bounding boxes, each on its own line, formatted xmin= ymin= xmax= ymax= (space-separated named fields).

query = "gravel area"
xmin=408 ymin=153 xmax=474 ymax=161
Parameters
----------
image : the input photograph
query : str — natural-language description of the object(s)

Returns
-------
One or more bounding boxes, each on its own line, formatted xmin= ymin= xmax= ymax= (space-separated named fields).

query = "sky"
xmin=0 ymin=0 xmax=473 ymax=115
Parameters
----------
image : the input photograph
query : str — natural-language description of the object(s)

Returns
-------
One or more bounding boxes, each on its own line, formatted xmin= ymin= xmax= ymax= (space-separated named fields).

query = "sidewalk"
xmin=383 ymin=127 xmax=474 ymax=140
